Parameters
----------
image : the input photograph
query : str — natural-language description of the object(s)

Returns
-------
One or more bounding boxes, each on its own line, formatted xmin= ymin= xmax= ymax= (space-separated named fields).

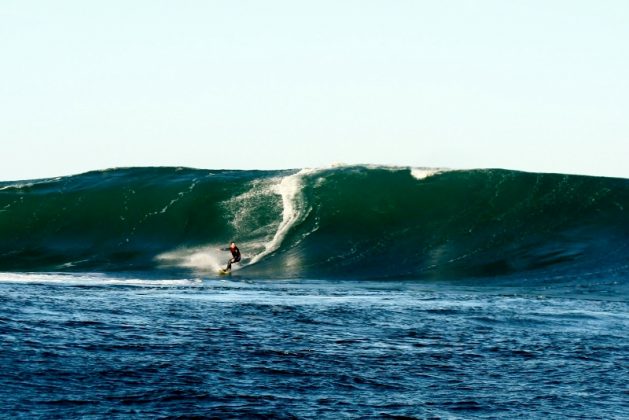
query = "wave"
xmin=1 ymin=166 xmax=628 ymax=283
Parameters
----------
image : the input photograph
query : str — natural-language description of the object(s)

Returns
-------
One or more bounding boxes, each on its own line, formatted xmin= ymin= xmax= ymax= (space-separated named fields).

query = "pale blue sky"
xmin=2 ymin=1 xmax=628 ymax=180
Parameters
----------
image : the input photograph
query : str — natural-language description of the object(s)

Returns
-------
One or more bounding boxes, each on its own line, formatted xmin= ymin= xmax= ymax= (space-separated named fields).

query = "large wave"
xmin=1 ymin=166 xmax=628 ymax=281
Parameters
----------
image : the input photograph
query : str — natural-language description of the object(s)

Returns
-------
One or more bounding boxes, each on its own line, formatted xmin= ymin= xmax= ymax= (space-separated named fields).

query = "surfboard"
xmin=218 ymin=268 xmax=231 ymax=275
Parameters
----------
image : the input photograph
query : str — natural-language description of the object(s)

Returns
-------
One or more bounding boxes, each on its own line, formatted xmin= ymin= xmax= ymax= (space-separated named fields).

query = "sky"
xmin=1 ymin=1 xmax=628 ymax=180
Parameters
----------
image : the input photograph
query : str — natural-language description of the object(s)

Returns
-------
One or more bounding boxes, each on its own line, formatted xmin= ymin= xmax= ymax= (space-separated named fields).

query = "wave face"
xmin=1 ymin=166 xmax=628 ymax=281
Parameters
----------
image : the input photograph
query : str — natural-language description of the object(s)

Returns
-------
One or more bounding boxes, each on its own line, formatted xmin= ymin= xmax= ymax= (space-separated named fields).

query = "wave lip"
xmin=1 ymin=166 xmax=628 ymax=286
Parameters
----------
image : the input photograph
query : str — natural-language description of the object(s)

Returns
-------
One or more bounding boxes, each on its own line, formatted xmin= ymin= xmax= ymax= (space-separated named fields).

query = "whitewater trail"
xmin=248 ymin=168 xmax=314 ymax=265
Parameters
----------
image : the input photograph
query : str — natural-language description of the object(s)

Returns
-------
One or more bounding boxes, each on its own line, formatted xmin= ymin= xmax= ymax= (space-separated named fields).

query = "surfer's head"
xmin=230 ymin=242 xmax=236 ymax=249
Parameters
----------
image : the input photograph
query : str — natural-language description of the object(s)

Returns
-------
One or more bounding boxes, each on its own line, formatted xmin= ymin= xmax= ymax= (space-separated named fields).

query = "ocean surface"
xmin=1 ymin=166 xmax=628 ymax=418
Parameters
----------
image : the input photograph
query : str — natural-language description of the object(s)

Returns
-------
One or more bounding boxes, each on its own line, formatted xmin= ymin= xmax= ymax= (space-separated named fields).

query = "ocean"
xmin=1 ymin=166 xmax=627 ymax=418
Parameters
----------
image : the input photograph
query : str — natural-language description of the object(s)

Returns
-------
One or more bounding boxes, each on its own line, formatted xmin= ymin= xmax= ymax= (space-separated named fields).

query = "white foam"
xmin=0 ymin=183 xmax=34 ymax=191
xmin=249 ymin=169 xmax=314 ymax=265
xmin=410 ymin=167 xmax=444 ymax=180
xmin=0 ymin=272 xmax=201 ymax=287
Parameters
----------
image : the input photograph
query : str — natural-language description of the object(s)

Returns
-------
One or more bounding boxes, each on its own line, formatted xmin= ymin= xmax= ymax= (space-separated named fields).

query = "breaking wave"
xmin=1 ymin=166 xmax=628 ymax=285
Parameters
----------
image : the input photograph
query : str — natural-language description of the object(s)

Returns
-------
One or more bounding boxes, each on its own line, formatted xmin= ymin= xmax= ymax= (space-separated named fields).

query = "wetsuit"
xmin=225 ymin=245 xmax=241 ymax=271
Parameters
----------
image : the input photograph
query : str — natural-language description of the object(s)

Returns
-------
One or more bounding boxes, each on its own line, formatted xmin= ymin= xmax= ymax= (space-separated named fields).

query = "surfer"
xmin=220 ymin=242 xmax=241 ymax=272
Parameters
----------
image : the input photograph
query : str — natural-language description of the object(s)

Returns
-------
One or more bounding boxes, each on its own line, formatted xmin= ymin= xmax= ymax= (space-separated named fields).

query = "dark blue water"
xmin=1 ymin=274 xmax=627 ymax=418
